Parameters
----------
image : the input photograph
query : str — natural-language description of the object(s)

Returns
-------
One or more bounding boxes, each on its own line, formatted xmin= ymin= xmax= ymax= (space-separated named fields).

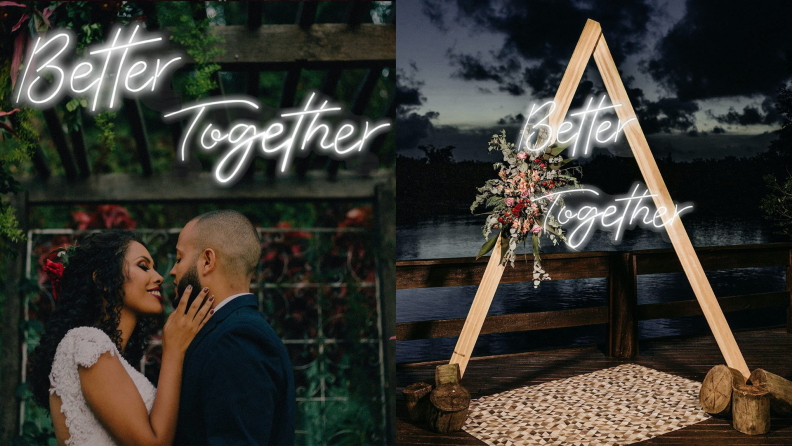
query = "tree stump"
xmin=699 ymin=365 xmax=746 ymax=417
xmin=435 ymin=363 xmax=461 ymax=385
xmin=732 ymin=383 xmax=771 ymax=435
xmin=428 ymin=383 xmax=471 ymax=434
xmin=403 ymin=382 xmax=432 ymax=422
xmin=749 ymin=368 xmax=792 ymax=416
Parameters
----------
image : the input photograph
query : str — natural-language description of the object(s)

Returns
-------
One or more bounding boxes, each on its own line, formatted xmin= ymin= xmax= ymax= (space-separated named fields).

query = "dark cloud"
xmin=422 ymin=0 xmax=448 ymax=32
xmin=629 ymin=88 xmax=700 ymax=134
xmin=397 ymin=111 xmax=439 ymax=149
xmin=430 ymin=0 xmax=653 ymax=97
xmin=647 ymin=0 xmax=792 ymax=101
xmin=497 ymin=113 xmax=524 ymax=125
xmin=706 ymin=99 xmax=780 ymax=126
xmin=396 ymin=68 xmax=426 ymax=110
xmin=396 ymin=65 xmax=440 ymax=150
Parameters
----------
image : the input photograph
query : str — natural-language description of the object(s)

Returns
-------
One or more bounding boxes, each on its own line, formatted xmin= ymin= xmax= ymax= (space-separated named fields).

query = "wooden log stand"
xmin=427 ymin=364 xmax=471 ymax=434
xmin=699 ymin=364 xmax=746 ymax=417
xmin=403 ymin=382 xmax=432 ymax=422
xmin=749 ymin=368 xmax=792 ymax=416
xmin=732 ymin=383 xmax=771 ymax=435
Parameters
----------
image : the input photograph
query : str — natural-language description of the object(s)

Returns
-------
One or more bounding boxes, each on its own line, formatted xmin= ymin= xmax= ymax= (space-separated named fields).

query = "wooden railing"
xmin=396 ymin=243 xmax=792 ymax=358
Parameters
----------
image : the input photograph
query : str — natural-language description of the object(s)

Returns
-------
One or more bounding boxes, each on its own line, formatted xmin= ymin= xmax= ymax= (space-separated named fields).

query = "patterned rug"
xmin=464 ymin=363 xmax=709 ymax=445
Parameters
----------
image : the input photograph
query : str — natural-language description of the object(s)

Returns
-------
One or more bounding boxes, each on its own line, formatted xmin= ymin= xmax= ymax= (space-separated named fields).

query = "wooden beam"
xmin=68 ymin=110 xmax=90 ymax=178
xmin=19 ymin=170 xmax=393 ymax=204
xmin=548 ymin=19 xmax=602 ymax=141
xmin=163 ymin=24 xmax=395 ymax=69
xmin=296 ymin=69 xmax=343 ymax=178
xmin=449 ymin=235 xmax=506 ymax=376
xmin=397 ymin=252 xmax=611 ymax=289
xmin=608 ymin=252 xmax=638 ymax=358
xmin=592 ymin=31 xmax=749 ymax=378
xmin=346 ymin=0 xmax=369 ymax=27
xmin=635 ymin=244 xmax=791 ymax=274
xmin=397 ymin=306 xmax=608 ymax=341
xmin=0 ymin=191 xmax=26 ymax=444
xmin=247 ymin=1 xmax=263 ymax=29
xmin=298 ymin=1 xmax=318 ymax=29
xmin=30 ymin=144 xmax=51 ymax=181
xmin=41 ymin=108 xmax=77 ymax=181
xmin=787 ymin=248 xmax=791 ymax=334
xmin=369 ymin=93 xmax=395 ymax=157
xmin=396 ymin=291 xmax=789 ymax=342
xmin=637 ymin=291 xmax=789 ymax=320
xmin=375 ymin=177 xmax=396 ymax=445
xmin=328 ymin=68 xmax=381 ymax=179
xmin=123 ymin=98 xmax=153 ymax=177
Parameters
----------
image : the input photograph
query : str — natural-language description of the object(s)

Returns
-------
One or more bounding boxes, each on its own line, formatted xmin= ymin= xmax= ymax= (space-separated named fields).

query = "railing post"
xmin=374 ymin=175 xmax=396 ymax=445
xmin=608 ymin=251 xmax=638 ymax=358
xmin=787 ymin=249 xmax=791 ymax=334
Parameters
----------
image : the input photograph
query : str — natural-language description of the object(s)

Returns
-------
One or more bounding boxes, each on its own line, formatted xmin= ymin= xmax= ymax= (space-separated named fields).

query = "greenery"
xmin=759 ymin=82 xmax=792 ymax=239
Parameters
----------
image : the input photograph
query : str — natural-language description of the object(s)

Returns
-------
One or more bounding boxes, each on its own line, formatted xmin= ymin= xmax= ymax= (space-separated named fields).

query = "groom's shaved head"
xmin=188 ymin=210 xmax=261 ymax=280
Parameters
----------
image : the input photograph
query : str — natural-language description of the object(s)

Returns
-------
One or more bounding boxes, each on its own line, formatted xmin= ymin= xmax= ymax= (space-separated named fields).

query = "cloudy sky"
xmin=396 ymin=0 xmax=791 ymax=161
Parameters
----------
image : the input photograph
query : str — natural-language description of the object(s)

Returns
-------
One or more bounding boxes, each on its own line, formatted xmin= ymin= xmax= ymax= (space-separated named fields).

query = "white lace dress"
xmin=49 ymin=326 xmax=157 ymax=445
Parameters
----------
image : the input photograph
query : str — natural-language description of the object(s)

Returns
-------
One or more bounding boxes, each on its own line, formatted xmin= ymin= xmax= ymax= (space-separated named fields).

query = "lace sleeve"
xmin=68 ymin=327 xmax=117 ymax=368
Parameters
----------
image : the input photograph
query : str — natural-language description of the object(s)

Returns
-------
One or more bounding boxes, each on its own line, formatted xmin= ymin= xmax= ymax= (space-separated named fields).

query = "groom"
xmin=170 ymin=210 xmax=295 ymax=445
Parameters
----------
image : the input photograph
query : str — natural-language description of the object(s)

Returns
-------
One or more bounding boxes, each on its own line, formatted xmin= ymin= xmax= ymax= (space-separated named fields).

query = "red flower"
xmin=44 ymin=259 xmax=64 ymax=300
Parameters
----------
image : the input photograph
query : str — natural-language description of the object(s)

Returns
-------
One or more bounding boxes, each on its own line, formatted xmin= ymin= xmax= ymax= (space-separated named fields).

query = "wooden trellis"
xmin=0 ymin=3 xmax=395 ymax=445
xmin=449 ymin=19 xmax=750 ymax=380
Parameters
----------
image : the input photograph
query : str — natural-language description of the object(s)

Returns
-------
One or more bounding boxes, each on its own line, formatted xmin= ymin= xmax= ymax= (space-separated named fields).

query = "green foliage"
xmin=159 ymin=2 xmax=224 ymax=100
xmin=760 ymin=172 xmax=792 ymax=239
xmin=94 ymin=112 xmax=117 ymax=154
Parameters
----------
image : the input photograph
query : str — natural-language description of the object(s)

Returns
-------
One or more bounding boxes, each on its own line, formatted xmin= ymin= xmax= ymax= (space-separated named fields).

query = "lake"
xmin=396 ymin=213 xmax=788 ymax=363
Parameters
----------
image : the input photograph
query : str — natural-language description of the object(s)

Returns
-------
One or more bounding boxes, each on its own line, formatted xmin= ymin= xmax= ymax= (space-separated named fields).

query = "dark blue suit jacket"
xmin=174 ymin=294 xmax=295 ymax=446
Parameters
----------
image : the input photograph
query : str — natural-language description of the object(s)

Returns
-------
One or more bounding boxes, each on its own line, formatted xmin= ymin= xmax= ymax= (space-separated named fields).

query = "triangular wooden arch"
xmin=451 ymin=19 xmax=750 ymax=379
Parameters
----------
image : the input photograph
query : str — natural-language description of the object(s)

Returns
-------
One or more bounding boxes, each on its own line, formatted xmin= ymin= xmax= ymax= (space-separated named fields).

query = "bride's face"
xmin=122 ymin=241 xmax=164 ymax=315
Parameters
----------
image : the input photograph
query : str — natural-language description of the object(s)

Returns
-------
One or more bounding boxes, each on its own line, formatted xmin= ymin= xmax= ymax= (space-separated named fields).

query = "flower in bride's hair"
xmin=44 ymin=259 xmax=64 ymax=300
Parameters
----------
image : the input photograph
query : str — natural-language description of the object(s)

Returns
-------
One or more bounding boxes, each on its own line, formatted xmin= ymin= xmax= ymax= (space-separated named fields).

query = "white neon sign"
xmin=515 ymin=97 xmax=692 ymax=247
xmin=13 ymin=23 xmax=391 ymax=185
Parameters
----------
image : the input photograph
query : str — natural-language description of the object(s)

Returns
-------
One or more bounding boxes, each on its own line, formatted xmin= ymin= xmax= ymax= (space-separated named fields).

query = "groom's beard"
xmin=174 ymin=264 xmax=203 ymax=313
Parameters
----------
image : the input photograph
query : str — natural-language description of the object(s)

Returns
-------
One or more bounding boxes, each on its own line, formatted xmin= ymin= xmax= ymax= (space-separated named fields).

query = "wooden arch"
xmin=450 ymin=19 xmax=750 ymax=379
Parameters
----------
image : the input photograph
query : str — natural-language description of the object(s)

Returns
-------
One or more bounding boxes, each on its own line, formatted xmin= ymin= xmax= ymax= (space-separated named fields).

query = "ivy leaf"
xmin=476 ymin=233 xmax=499 ymax=260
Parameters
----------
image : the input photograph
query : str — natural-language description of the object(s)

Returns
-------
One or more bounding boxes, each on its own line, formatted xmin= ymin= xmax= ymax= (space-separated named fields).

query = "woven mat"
xmin=464 ymin=363 xmax=710 ymax=446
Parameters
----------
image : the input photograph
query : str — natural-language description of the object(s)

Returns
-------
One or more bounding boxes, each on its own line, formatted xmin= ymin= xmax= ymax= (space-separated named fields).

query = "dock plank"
xmin=397 ymin=327 xmax=792 ymax=444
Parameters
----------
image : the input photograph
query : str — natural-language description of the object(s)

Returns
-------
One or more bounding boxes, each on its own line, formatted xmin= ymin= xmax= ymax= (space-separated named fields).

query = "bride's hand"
xmin=162 ymin=285 xmax=214 ymax=355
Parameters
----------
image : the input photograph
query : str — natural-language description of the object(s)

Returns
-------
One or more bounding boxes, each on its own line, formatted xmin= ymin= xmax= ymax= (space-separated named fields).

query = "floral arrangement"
xmin=470 ymin=127 xmax=582 ymax=287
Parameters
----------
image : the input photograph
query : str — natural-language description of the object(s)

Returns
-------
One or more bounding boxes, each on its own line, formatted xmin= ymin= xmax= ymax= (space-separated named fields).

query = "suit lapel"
xmin=184 ymin=293 xmax=258 ymax=364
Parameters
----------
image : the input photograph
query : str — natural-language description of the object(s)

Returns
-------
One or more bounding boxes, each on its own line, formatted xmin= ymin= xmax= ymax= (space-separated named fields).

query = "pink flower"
xmin=521 ymin=190 xmax=530 ymax=198
xmin=505 ymin=198 xmax=514 ymax=207
xmin=517 ymin=152 xmax=527 ymax=159
xmin=531 ymin=224 xmax=543 ymax=235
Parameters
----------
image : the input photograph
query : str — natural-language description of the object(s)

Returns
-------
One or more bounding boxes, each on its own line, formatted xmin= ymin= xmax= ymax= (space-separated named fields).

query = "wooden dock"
xmin=396 ymin=243 xmax=792 ymax=444
xmin=397 ymin=326 xmax=792 ymax=444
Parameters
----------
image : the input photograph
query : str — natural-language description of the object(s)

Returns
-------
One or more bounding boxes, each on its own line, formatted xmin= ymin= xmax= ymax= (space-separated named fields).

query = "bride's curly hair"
xmin=29 ymin=230 xmax=157 ymax=410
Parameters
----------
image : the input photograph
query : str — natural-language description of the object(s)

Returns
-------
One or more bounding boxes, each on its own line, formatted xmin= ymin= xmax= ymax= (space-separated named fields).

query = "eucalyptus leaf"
xmin=476 ymin=234 xmax=499 ymax=259
xmin=501 ymin=234 xmax=510 ymax=260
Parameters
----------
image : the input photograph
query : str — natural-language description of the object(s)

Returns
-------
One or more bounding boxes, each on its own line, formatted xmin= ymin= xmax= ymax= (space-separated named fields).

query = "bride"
xmin=29 ymin=231 xmax=214 ymax=446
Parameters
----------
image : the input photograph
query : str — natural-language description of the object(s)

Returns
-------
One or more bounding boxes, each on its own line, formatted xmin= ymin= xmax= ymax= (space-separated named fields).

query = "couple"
xmin=29 ymin=210 xmax=296 ymax=445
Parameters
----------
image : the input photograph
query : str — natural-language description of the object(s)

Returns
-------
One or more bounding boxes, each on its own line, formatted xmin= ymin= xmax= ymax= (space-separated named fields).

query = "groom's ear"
xmin=201 ymin=248 xmax=217 ymax=275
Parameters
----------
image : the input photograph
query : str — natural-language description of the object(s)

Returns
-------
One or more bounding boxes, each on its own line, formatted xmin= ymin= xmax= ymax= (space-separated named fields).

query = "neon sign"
xmin=518 ymin=97 xmax=692 ymax=246
xmin=13 ymin=23 xmax=390 ymax=185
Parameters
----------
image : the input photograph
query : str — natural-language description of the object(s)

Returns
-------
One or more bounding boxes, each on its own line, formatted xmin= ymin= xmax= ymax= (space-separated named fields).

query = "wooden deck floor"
xmin=396 ymin=327 xmax=792 ymax=445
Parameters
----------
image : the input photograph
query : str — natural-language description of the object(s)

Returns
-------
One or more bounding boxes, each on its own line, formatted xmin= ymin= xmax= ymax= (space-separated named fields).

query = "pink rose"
xmin=517 ymin=152 xmax=527 ymax=159
xmin=531 ymin=224 xmax=542 ymax=235
xmin=505 ymin=198 xmax=514 ymax=207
